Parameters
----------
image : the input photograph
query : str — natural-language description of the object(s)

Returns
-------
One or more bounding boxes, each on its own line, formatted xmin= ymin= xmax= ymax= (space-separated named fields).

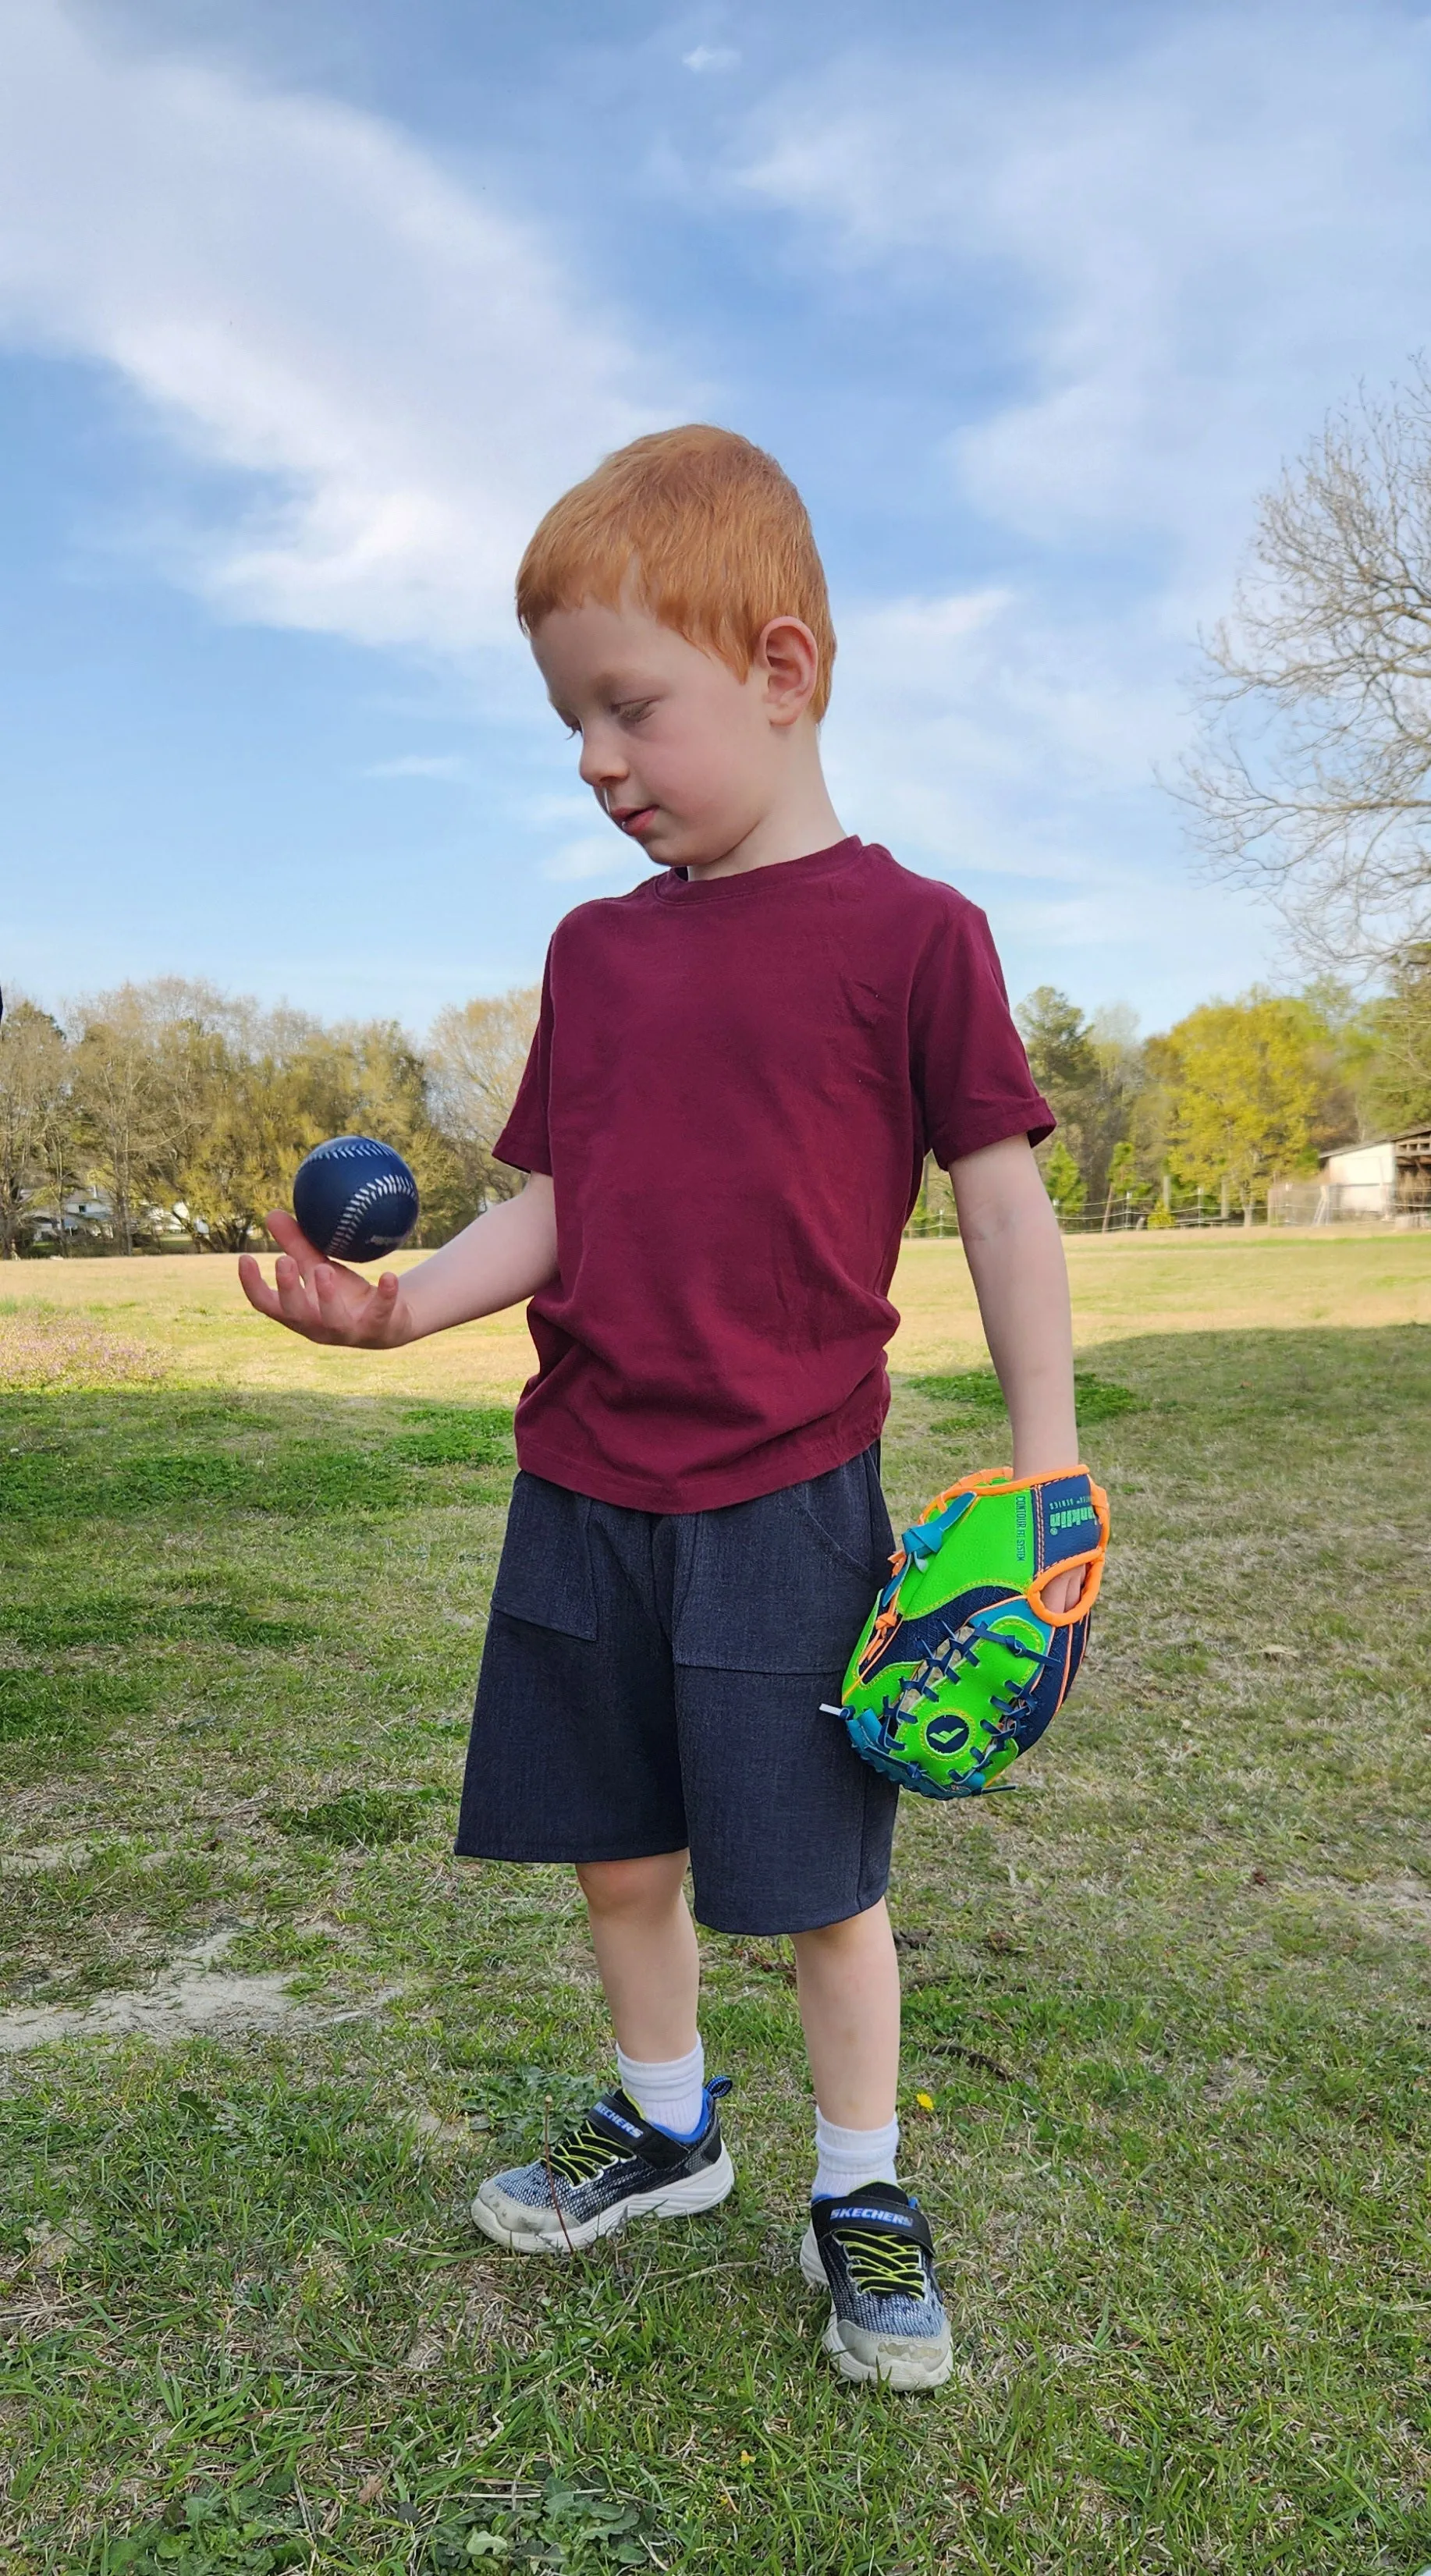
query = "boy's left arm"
xmin=948 ymin=1132 xmax=1085 ymax=1614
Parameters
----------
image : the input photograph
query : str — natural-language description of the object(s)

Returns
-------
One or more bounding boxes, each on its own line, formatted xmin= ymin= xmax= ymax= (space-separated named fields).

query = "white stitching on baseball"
xmin=328 ymin=1171 xmax=414 ymax=1258
xmin=308 ymin=1135 xmax=385 ymax=1165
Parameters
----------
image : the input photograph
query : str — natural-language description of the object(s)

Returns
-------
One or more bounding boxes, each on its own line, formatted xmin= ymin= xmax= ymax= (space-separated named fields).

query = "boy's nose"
xmin=578 ymin=729 xmax=626 ymax=790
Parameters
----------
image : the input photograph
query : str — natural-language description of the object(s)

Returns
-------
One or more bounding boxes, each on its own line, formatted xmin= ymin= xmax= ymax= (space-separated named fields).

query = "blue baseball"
xmin=291 ymin=1135 xmax=420 ymax=1263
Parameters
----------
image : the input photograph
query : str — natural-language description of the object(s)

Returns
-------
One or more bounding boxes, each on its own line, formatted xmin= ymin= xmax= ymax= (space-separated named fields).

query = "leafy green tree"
xmin=1157 ymin=992 xmax=1326 ymax=1219
xmin=1017 ymin=986 xmax=1146 ymax=1214
xmin=176 ymin=1040 xmax=318 ymax=1251
xmin=1102 ymin=1137 xmax=1147 ymax=1222
xmin=1042 ymin=1137 xmax=1087 ymax=1220
xmin=296 ymin=1017 xmax=463 ymax=1246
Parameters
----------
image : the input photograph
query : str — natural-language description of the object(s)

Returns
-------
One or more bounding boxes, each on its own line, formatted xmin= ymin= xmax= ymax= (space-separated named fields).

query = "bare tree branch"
xmin=1177 ymin=364 xmax=1431 ymax=970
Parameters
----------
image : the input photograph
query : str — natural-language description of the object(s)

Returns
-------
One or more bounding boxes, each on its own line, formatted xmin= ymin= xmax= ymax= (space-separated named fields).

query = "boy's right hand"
xmin=237 ymin=1209 xmax=413 ymax=1349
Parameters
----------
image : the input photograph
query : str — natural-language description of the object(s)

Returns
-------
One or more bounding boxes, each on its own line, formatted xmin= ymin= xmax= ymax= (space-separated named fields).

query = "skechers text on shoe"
xmin=800 ymin=2180 xmax=953 ymax=2388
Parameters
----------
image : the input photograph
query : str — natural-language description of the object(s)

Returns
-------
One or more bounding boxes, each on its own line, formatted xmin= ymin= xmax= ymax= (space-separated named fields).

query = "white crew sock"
xmin=811 ymin=2107 xmax=900 ymax=2202
xmin=616 ymin=2038 xmax=706 ymax=2140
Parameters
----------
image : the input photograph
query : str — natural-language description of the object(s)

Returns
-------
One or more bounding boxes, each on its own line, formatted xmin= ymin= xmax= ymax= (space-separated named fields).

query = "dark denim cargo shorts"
xmin=454 ymin=1446 xmax=900 ymax=1935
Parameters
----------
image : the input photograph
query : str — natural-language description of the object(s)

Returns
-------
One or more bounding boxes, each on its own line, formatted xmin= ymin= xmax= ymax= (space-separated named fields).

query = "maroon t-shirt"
xmin=495 ymin=837 xmax=1053 ymax=1513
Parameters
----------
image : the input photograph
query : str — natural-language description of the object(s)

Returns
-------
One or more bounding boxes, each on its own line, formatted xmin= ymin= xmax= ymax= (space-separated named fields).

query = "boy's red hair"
xmin=516 ymin=424 xmax=836 ymax=719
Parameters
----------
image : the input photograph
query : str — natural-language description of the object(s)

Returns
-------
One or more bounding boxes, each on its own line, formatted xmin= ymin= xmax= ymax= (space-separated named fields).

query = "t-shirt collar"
xmin=655 ymin=835 xmax=865 ymax=899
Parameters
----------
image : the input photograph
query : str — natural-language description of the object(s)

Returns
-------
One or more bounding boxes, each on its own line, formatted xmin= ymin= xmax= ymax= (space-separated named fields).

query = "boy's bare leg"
xmin=576 ymin=1851 xmax=701 ymax=2061
xmin=791 ymin=1897 xmax=900 ymax=2131
xmin=471 ymin=1847 xmax=730 ymax=2255
xmin=792 ymin=1898 xmax=950 ymax=2390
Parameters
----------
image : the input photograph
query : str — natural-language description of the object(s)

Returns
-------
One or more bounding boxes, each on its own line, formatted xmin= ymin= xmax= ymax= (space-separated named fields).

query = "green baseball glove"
xmin=829 ymin=1465 xmax=1109 ymax=1799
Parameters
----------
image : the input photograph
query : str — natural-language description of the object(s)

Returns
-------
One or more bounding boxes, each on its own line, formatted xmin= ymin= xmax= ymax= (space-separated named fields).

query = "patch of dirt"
xmin=0 ymin=1843 xmax=94 ymax=1877
xmin=0 ymin=1926 xmax=408 ymax=2055
xmin=411 ymin=2107 xmax=477 ymax=2152
xmin=0 ymin=1929 xmax=300 ymax=2053
xmin=1287 ymin=1872 xmax=1431 ymax=1936
xmin=1367 ymin=1875 xmax=1431 ymax=1932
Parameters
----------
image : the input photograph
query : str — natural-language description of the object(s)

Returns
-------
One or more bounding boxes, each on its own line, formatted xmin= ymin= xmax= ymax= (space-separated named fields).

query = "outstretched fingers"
xmin=237 ymin=1251 xmax=316 ymax=1336
xmin=237 ymin=1253 xmax=286 ymax=1322
xmin=240 ymin=1214 xmax=403 ymax=1346
xmin=273 ymin=1250 xmax=326 ymax=1332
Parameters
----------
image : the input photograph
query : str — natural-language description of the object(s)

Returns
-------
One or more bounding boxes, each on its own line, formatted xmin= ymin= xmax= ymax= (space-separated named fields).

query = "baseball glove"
xmin=828 ymin=1466 xmax=1109 ymax=1799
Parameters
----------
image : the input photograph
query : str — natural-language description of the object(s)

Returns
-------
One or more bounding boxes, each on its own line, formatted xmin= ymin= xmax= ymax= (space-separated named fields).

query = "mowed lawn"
xmin=1 ymin=1233 xmax=1429 ymax=2574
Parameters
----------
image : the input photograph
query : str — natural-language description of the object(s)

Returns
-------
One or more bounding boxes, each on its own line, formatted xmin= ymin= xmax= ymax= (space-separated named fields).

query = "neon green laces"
xmin=548 ymin=2119 xmax=621 ymax=2186
xmin=836 ymin=2222 xmax=926 ymax=2300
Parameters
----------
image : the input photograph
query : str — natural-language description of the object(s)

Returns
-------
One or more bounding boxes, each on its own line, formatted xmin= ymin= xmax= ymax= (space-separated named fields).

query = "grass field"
xmin=2 ymin=1236 xmax=1429 ymax=2573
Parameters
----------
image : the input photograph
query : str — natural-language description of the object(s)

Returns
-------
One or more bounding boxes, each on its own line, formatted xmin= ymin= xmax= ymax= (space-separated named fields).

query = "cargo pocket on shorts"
xmin=489 ymin=1472 xmax=598 ymax=1639
xmin=673 ymin=1447 xmax=893 ymax=1676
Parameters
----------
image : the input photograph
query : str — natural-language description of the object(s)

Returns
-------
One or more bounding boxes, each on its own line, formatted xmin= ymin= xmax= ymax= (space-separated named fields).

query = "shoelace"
xmin=547 ymin=2116 xmax=623 ymax=2187
xmin=833 ymin=2222 xmax=929 ymax=2301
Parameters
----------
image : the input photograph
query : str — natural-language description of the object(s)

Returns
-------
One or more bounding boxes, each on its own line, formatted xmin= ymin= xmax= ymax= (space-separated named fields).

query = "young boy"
xmin=239 ymin=424 xmax=1084 ymax=2393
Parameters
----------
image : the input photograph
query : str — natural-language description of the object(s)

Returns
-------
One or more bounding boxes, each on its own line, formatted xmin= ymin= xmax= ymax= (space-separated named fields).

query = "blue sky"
xmin=5 ymin=0 xmax=1431 ymax=1036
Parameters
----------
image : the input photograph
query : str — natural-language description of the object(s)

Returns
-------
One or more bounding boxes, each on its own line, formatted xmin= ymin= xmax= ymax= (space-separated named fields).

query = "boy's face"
xmin=530 ymin=591 xmax=808 ymax=874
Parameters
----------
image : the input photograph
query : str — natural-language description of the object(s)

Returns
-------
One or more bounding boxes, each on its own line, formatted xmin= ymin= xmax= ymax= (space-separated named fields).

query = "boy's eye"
xmin=615 ymin=698 xmax=655 ymax=725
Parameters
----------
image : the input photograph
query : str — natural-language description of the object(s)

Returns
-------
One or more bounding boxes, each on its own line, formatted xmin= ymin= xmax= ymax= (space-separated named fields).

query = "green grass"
xmin=912 ymin=1366 xmax=1145 ymax=1434
xmin=2 ymin=1323 xmax=1430 ymax=2570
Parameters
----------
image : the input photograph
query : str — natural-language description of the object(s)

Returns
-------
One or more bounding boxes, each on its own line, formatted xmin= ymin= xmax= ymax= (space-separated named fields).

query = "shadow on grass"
xmin=893 ymin=1317 xmax=1431 ymax=1450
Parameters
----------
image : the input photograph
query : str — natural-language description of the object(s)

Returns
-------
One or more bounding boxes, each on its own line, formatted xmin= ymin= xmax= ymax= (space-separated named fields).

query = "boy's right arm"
xmin=236 ymin=1172 xmax=558 ymax=1349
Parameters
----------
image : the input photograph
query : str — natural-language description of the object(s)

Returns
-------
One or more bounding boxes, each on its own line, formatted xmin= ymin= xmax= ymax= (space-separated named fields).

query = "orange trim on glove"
xmin=918 ymin=1463 xmax=1110 ymax=1631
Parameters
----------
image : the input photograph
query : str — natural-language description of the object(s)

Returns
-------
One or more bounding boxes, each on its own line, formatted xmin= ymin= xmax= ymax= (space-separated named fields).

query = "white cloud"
xmin=0 ymin=2 xmax=677 ymax=653
xmin=735 ymin=5 xmax=1431 ymax=1005
xmin=739 ymin=7 xmax=1431 ymax=591
xmin=684 ymin=46 xmax=741 ymax=74
xmin=826 ymin=585 xmax=1181 ymax=865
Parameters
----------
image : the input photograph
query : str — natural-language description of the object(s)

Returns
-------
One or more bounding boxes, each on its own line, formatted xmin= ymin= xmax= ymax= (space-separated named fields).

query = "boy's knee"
xmin=576 ymin=1852 xmax=687 ymax=1917
xmin=792 ymin=1899 xmax=891 ymax=1955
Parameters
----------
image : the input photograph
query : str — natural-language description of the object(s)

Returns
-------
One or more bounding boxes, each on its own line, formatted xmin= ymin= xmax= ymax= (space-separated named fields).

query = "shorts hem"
xmin=691 ymin=1872 xmax=893 ymax=1939
xmin=452 ymin=1833 xmax=688 ymax=1866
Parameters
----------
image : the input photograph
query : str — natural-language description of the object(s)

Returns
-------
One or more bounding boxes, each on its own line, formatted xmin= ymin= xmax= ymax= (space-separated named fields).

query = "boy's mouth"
xmin=611 ymin=804 xmax=659 ymax=837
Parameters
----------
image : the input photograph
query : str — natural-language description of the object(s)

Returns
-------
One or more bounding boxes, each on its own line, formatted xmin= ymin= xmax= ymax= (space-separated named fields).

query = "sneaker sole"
xmin=471 ymin=2145 xmax=735 ymax=2257
xmin=797 ymin=2221 xmax=954 ymax=2391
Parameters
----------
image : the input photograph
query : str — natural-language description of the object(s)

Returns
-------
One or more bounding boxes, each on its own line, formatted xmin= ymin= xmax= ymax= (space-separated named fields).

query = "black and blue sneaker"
xmin=800 ymin=2182 xmax=953 ymax=2387
xmin=472 ymin=2080 xmax=733 ymax=2256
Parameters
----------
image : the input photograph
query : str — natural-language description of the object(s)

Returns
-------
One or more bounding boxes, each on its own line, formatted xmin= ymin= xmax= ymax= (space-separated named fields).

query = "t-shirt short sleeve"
xmin=911 ymin=898 xmax=1054 ymax=1166
xmin=494 ymin=959 xmax=554 ymax=1176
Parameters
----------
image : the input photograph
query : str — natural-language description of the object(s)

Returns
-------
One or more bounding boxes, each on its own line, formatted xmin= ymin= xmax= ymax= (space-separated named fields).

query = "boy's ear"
xmin=754 ymin=616 xmax=821 ymax=726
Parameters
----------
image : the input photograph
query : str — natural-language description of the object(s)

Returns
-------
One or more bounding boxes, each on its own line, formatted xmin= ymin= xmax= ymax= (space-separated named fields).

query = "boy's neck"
xmin=687 ymin=757 xmax=847 ymax=882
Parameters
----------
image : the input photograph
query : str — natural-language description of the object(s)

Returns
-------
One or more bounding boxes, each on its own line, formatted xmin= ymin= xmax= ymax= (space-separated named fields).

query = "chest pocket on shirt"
xmin=489 ymin=1473 xmax=598 ymax=1639
xmin=673 ymin=1448 xmax=893 ymax=1676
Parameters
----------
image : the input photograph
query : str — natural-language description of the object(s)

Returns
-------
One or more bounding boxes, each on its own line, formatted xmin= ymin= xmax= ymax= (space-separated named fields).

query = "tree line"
xmin=920 ymin=954 xmax=1429 ymax=1234
xmin=0 ymin=981 xmax=538 ymax=1259
xmin=3 ymin=952 xmax=1427 ymax=1257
